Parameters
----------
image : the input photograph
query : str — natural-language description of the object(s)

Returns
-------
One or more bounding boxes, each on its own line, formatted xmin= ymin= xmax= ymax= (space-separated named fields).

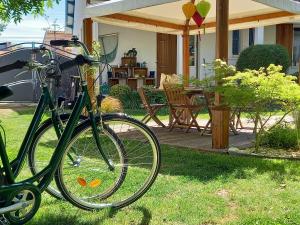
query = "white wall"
xmin=199 ymin=32 xmax=216 ymax=79
xmin=73 ymin=0 xmax=86 ymax=41
xmin=195 ymin=29 xmax=252 ymax=79
xmin=264 ymin=25 xmax=276 ymax=44
xmin=98 ymin=23 xmax=157 ymax=83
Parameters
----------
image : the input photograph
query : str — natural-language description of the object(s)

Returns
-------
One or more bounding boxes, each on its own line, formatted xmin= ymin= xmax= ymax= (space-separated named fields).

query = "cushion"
xmin=159 ymin=73 xmax=180 ymax=90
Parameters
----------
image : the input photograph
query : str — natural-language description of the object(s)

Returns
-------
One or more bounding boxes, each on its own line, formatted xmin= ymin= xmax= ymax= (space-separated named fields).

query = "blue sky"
xmin=0 ymin=0 xmax=66 ymax=43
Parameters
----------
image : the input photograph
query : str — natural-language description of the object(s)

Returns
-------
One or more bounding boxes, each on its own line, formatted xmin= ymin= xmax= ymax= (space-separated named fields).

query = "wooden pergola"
xmin=82 ymin=0 xmax=300 ymax=150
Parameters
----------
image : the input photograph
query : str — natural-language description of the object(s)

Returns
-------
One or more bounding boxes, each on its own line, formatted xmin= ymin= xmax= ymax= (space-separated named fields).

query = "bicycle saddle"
xmin=0 ymin=86 xmax=13 ymax=101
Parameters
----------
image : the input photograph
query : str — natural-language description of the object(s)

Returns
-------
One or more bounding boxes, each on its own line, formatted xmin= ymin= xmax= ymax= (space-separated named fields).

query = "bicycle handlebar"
xmin=50 ymin=40 xmax=72 ymax=47
xmin=59 ymin=54 xmax=98 ymax=71
xmin=50 ymin=36 xmax=90 ymax=56
xmin=0 ymin=60 xmax=28 ymax=74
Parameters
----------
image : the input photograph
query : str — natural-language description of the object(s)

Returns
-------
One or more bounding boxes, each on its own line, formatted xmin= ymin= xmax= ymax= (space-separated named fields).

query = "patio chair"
xmin=231 ymin=108 xmax=244 ymax=129
xmin=201 ymin=91 xmax=214 ymax=135
xmin=203 ymin=91 xmax=239 ymax=135
xmin=163 ymin=83 xmax=204 ymax=133
xmin=138 ymin=87 xmax=166 ymax=127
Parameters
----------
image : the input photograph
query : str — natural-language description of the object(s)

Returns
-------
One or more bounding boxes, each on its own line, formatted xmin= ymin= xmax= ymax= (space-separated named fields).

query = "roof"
xmin=43 ymin=31 xmax=73 ymax=45
xmin=86 ymin=0 xmax=300 ymax=34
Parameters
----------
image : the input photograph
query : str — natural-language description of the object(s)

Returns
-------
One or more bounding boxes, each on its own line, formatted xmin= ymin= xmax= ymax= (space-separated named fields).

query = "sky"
xmin=0 ymin=0 xmax=66 ymax=44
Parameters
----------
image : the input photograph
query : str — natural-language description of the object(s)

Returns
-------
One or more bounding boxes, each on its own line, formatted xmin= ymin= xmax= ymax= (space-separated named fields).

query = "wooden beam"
xmin=190 ymin=11 xmax=295 ymax=30
xmin=276 ymin=23 xmax=294 ymax=59
xmin=212 ymin=0 xmax=230 ymax=150
xmin=100 ymin=11 xmax=295 ymax=33
xmin=182 ymin=28 xmax=190 ymax=87
xmin=102 ymin=13 xmax=185 ymax=30
xmin=83 ymin=18 xmax=93 ymax=52
xmin=182 ymin=0 xmax=195 ymax=87
xmin=83 ymin=17 xmax=95 ymax=105
xmin=215 ymin=1 xmax=229 ymax=62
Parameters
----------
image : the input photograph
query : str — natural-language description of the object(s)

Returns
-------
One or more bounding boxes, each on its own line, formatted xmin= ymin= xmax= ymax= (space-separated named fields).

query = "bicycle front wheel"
xmin=28 ymin=114 xmax=126 ymax=200
xmin=56 ymin=114 xmax=161 ymax=210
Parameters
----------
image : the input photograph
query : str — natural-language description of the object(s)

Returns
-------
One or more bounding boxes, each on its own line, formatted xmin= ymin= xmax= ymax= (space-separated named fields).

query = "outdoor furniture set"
xmin=138 ymin=79 xmax=243 ymax=135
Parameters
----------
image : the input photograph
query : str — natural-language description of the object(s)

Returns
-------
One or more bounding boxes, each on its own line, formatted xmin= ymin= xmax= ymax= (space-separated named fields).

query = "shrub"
xmin=260 ymin=125 xmax=298 ymax=149
xmin=101 ymin=96 xmax=123 ymax=113
xmin=109 ymin=84 xmax=141 ymax=110
xmin=109 ymin=84 xmax=132 ymax=100
xmin=143 ymin=85 xmax=167 ymax=104
xmin=236 ymin=44 xmax=291 ymax=72
xmin=219 ymin=63 xmax=300 ymax=150
xmin=124 ymin=90 xmax=141 ymax=109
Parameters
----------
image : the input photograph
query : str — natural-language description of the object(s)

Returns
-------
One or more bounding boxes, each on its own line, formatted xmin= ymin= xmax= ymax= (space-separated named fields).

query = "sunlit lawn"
xmin=1 ymin=108 xmax=300 ymax=225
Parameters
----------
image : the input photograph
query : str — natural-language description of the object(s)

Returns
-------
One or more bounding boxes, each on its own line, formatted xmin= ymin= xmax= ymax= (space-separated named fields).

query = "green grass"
xmin=1 ymin=108 xmax=300 ymax=225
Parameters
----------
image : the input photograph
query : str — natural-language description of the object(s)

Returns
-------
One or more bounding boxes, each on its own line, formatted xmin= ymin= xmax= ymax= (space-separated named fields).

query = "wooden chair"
xmin=138 ymin=87 xmax=166 ymax=127
xmin=203 ymin=91 xmax=239 ymax=135
xmin=163 ymin=83 xmax=204 ymax=133
xmin=201 ymin=91 xmax=215 ymax=135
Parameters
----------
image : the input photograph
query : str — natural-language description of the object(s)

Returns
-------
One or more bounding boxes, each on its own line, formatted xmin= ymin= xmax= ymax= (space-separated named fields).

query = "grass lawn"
xmin=1 ymin=108 xmax=300 ymax=225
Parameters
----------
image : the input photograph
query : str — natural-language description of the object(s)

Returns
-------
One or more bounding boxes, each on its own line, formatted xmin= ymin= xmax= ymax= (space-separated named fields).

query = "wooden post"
xmin=83 ymin=17 xmax=96 ymax=105
xmin=182 ymin=0 xmax=195 ymax=87
xmin=83 ymin=0 xmax=96 ymax=106
xmin=276 ymin=24 xmax=293 ymax=60
xmin=212 ymin=0 xmax=230 ymax=149
xmin=182 ymin=28 xmax=190 ymax=87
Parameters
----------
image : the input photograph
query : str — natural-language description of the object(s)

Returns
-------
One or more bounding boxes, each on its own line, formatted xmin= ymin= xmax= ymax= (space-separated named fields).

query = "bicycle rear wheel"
xmin=56 ymin=114 xmax=161 ymax=210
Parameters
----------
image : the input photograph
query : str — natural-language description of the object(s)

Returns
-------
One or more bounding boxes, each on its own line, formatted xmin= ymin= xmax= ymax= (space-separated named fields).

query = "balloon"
xmin=196 ymin=0 xmax=211 ymax=18
xmin=182 ymin=2 xmax=196 ymax=20
xmin=192 ymin=11 xmax=205 ymax=27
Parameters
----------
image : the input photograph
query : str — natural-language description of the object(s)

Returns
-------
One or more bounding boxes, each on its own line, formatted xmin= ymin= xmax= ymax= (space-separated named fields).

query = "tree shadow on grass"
xmin=28 ymin=206 xmax=152 ymax=225
xmin=159 ymin=144 xmax=300 ymax=184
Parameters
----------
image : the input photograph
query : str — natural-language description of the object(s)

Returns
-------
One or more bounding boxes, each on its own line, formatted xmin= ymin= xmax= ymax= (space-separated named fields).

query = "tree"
xmin=219 ymin=64 xmax=300 ymax=150
xmin=0 ymin=23 xmax=6 ymax=34
xmin=0 ymin=0 xmax=60 ymax=23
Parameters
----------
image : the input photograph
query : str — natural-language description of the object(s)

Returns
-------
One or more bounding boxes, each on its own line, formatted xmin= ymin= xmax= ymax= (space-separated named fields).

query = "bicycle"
xmin=0 ymin=41 xmax=161 ymax=223
xmin=28 ymin=39 xmax=161 ymax=211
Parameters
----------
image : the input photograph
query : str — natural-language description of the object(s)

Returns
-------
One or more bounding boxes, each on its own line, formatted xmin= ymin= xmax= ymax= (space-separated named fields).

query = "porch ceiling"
xmin=88 ymin=0 xmax=300 ymax=34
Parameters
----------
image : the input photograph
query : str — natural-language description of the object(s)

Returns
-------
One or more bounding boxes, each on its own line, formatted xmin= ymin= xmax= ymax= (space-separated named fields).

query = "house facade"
xmin=68 ymin=0 xmax=300 ymax=86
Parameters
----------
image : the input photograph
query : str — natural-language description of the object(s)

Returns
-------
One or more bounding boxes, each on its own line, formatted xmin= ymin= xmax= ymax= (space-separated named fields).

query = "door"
xmin=157 ymin=33 xmax=177 ymax=85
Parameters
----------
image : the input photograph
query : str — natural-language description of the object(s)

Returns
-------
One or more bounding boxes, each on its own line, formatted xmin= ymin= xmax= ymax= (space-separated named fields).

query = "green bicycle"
xmin=0 ymin=43 xmax=161 ymax=224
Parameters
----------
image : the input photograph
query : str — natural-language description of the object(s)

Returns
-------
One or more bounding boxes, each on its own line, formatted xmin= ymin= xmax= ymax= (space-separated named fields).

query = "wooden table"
xmin=153 ymin=87 xmax=206 ymax=127
xmin=151 ymin=87 xmax=239 ymax=134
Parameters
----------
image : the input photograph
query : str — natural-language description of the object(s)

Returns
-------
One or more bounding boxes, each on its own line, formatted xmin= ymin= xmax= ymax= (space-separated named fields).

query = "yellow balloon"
xmin=182 ymin=2 xmax=196 ymax=20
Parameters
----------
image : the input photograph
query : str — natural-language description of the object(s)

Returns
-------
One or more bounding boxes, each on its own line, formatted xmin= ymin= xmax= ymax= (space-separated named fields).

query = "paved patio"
xmin=145 ymin=116 xmax=292 ymax=152
xmin=150 ymin=126 xmax=255 ymax=152
xmin=118 ymin=118 xmax=256 ymax=152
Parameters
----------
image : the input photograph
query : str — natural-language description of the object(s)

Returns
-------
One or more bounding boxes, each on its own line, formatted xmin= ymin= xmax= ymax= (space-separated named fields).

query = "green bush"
xmin=109 ymin=84 xmax=132 ymax=99
xmin=109 ymin=84 xmax=141 ymax=110
xmin=236 ymin=44 xmax=291 ymax=72
xmin=260 ymin=125 xmax=298 ymax=149
xmin=143 ymin=85 xmax=167 ymax=104
xmin=124 ymin=90 xmax=141 ymax=109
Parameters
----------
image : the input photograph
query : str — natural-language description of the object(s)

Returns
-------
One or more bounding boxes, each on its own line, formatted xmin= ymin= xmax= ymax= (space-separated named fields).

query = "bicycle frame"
xmin=0 ymin=81 xmax=111 ymax=192
xmin=0 ymin=48 xmax=113 ymax=196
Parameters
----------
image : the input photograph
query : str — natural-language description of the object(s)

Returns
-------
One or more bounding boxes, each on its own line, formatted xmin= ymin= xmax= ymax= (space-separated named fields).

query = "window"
xmin=189 ymin=35 xmax=196 ymax=66
xmin=249 ymin=28 xmax=255 ymax=46
xmin=232 ymin=30 xmax=240 ymax=55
